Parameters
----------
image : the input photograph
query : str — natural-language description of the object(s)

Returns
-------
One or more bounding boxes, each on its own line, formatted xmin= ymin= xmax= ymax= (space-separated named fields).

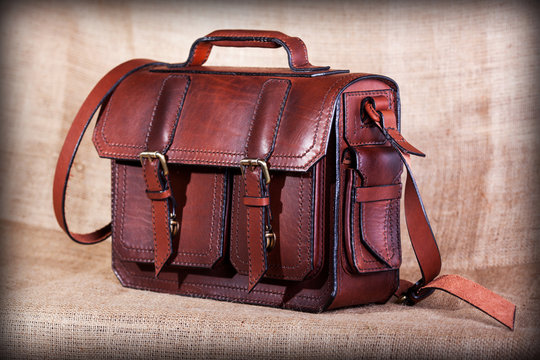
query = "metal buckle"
xmin=169 ymin=212 xmax=179 ymax=237
xmin=139 ymin=151 xmax=169 ymax=176
xmin=239 ymin=159 xmax=271 ymax=185
xmin=395 ymin=294 xmax=411 ymax=305
xmin=265 ymin=226 xmax=276 ymax=251
xmin=395 ymin=281 xmax=434 ymax=306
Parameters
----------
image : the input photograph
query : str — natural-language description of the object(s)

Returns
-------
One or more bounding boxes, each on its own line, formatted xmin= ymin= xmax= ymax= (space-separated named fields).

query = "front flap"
xmin=93 ymin=66 xmax=360 ymax=171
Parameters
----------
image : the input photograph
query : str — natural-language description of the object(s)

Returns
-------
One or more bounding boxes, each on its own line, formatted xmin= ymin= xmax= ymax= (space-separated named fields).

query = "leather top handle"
xmin=185 ymin=29 xmax=330 ymax=72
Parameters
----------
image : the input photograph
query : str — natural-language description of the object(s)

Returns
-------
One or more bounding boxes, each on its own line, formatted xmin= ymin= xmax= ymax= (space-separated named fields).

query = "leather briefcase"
xmin=53 ymin=30 xmax=515 ymax=329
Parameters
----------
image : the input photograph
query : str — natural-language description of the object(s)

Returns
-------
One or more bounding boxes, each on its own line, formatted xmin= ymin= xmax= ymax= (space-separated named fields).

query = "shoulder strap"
xmin=397 ymin=154 xmax=516 ymax=329
xmin=363 ymin=97 xmax=516 ymax=330
xmin=53 ymin=59 xmax=160 ymax=244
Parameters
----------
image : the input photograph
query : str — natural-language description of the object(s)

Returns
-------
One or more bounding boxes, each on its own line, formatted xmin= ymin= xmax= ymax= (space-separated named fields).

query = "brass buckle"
xmin=239 ymin=159 xmax=271 ymax=184
xmin=169 ymin=212 xmax=179 ymax=237
xmin=265 ymin=226 xmax=276 ymax=251
xmin=395 ymin=294 xmax=410 ymax=305
xmin=139 ymin=151 xmax=169 ymax=176
xmin=395 ymin=281 xmax=434 ymax=306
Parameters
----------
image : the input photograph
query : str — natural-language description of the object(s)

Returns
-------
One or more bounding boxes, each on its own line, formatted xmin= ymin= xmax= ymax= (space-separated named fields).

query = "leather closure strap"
xmin=52 ymin=59 xmax=160 ymax=244
xmin=241 ymin=78 xmax=291 ymax=291
xmin=140 ymin=75 xmax=190 ymax=276
xmin=362 ymin=96 xmax=516 ymax=330
xmin=242 ymin=167 xmax=270 ymax=291
xmin=141 ymin=158 xmax=174 ymax=276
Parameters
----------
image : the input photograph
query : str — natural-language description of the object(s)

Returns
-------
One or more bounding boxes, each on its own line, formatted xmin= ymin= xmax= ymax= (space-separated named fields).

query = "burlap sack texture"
xmin=0 ymin=1 xmax=538 ymax=359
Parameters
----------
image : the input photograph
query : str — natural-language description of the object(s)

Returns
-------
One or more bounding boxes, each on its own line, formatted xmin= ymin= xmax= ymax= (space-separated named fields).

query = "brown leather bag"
xmin=53 ymin=30 xmax=515 ymax=329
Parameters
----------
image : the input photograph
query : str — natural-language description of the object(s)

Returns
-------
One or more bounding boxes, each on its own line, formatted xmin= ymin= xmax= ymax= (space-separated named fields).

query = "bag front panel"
xmin=112 ymin=163 xmax=228 ymax=268
xmin=102 ymin=68 xmax=403 ymax=310
xmin=230 ymin=168 xmax=318 ymax=281
xmin=110 ymin=159 xmax=336 ymax=312
xmin=112 ymin=159 xmax=325 ymax=281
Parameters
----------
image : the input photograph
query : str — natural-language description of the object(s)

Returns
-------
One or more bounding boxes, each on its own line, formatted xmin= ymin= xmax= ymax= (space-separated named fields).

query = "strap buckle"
xmin=265 ymin=226 xmax=276 ymax=251
xmin=239 ymin=159 xmax=271 ymax=185
xmin=169 ymin=212 xmax=179 ymax=237
xmin=140 ymin=151 xmax=177 ymax=237
xmin=396 ymin=281 xmax=435 ymax=306
xmin=139 ymin=151 xmax=169 ymax=176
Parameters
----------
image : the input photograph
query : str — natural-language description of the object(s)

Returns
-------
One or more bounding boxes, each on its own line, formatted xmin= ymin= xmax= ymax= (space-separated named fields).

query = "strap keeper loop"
xmin=145 ymin=188 xmax=172 ymax=200
xmin=243 ymin=196 xmax=270 ymax=207
xmin=355 ymin=184 xmax=402 ymax=203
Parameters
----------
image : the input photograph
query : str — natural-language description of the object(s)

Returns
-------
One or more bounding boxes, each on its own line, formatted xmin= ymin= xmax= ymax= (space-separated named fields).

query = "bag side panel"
xmin=329 ymin=78 xmax=402 ymax=309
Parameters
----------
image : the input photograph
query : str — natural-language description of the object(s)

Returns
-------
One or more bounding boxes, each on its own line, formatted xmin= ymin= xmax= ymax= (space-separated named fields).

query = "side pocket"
xmin=343 ymin=146 xmax=402 ymax=273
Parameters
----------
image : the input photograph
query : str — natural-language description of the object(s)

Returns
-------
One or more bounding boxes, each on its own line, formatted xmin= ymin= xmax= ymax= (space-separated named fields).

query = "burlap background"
xmin=1 ymin=0 xmax=538 ymax=358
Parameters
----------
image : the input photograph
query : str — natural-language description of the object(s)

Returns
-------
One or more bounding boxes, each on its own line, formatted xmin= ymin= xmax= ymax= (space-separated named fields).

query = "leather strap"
xmin=142 ymin=158 xmax=174 ymax=276
xmin=242 ymin=79 xmax=291 ymax=291
xmin=53 ymin=59 xmax=160 ymax=244
xmin=363 ymin=97 xmax=516 ymax=330
xmin=355 ymin=184 xmax=401 ymax=203
xmin=242 ymin=167 xmax=270 ymax=291
xmin=243 ymin=196 xmax=271 ymax=207
xmin=397 ymin=275 xmax=516 ymax=329
xmin=140 ymin=75 xmax=190 ymax=276
xmin=401 ymin=153 xmax=442 ymax=286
